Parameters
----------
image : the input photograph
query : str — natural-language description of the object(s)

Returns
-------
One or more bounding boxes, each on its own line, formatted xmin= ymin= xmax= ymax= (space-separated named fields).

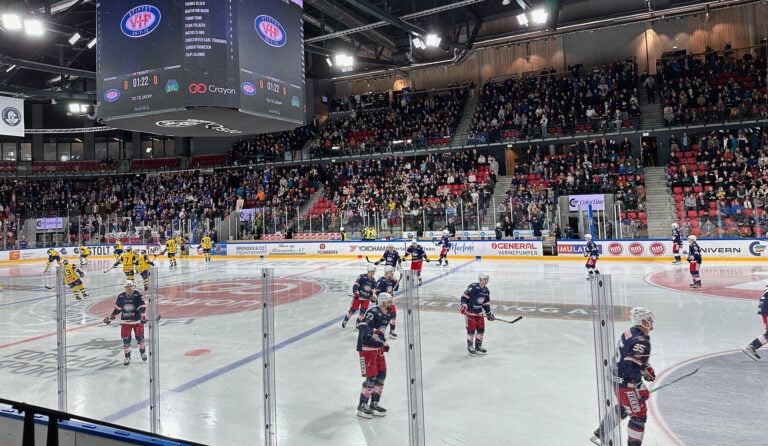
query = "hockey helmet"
xmin=62 ymin=259 xmax=69 ymax=265
xmin=385 ymin=266 xmax=396 ymax=273
xmin=478 ymin=272 xmax=490 ymax=281
xmin=124 ymin=280 xmax=135 ymax=288
xmin=377 ymin=292 xmax=393 ymax=306
xmin=411 ymin=239 xmax=418 ymax=245
xmin=126 ymin=247 xmax=132 ymax=252
xmin=688 ymin=235 xmax=697 ymax=242
xmin=671 ymin=223 xmax=678 ymax=228
xmin=387 ymin=243 xmax=395 ymax=248
xmin=584 ymin=234 xmax=592 ymax=240
xmin=141 ymin=250 xmax=147 ymax=255
xmin=630 ymin=307 xmax=655 ymax=327
xmin=366 ymin=264 xmax=377 ymax=273
xmin=340 ymin=227 xmax=345 ymax=231
xmin=442 ymin=229 xmax=449 ymax=235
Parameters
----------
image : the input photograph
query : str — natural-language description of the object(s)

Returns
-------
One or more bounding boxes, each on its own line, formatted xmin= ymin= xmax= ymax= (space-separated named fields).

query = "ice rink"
xmin=1 ymin=254 xmax=767 ymax=446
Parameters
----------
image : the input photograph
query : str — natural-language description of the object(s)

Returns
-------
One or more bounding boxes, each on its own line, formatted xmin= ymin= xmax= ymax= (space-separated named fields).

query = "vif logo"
xmin=188 ymin=83 xmax=208 ymax=94
xmin=1 ymin=107 xmax=21 ymax=126
xmin=103 ymin=89 xmax=120 ymax=102
xmin=121 ymin=5 xmax=161 ymax=38
xmin=241 ymin=82 xmax=256 ymax=96
xmin=254 ymin=15 xmax=287 ymax=47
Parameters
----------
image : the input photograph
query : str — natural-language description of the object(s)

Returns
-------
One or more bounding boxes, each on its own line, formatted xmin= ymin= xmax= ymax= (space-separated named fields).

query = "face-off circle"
xmin=647 ymin=266 xmax=768 ymax=300
xmin=88 ymin=279 xmax=322 ymax=319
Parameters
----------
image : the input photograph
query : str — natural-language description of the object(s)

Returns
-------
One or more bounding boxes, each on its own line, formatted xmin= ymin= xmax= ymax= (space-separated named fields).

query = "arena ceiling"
xmin=0 ymin=0 xmax=756 ymax=101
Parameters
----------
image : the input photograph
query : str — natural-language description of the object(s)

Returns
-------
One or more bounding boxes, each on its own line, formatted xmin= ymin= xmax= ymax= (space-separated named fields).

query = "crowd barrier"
xmin=0 ymin=238 xmax=764 ymax=263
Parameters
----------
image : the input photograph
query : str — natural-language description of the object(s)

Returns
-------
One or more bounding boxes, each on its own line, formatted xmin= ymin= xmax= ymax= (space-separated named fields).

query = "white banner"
xmin=556 ymin=239 xmax=768 ymax=259
xmin=568 ymin=194 xmax=605 ymax=211
xmin=0 ymin=97 xmax=24 ymax=137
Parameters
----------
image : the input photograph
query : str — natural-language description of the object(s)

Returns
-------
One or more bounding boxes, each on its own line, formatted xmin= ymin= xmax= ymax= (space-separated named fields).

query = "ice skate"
xmin=589 ymin=430 xmax=601 ymax=445
xmin=475 ymin=342 xmax=487 ymax=355
xmin=388 ymin=331 xmax=397 ymax=338
xmin=743 ymin=345 xmax=761 ymax=361
xmin=692 ymin=282 xmax=701 ymax=288
xmin=356 ymin=403 xmax=373 ymax=419
xmin=341 ymin=319 xmax=348 ymax=329
xmin=369 ymin=401 xmax=387 ymax=417
xmin=467 ymin=345 xmax=476 ymax=355
xmin=141 ymin=352 xmax=148 ymax=361
xmin=123 ymin=356 xmax=130 ymax=366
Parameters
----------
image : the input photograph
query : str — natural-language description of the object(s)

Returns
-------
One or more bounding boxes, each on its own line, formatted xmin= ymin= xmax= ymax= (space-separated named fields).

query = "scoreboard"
xmin=96 ymin=0 xmax=305 ymax=137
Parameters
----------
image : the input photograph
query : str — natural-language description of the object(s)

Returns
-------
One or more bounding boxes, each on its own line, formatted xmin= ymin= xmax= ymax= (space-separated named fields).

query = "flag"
xmin=0 ymin=97 xmax=24 ymax=137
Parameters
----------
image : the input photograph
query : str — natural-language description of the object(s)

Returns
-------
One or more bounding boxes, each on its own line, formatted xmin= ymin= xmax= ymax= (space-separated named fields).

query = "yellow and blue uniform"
xmin=63 ymin=261 xmax=87 ymax=300
xmin=200 ymin=236 xmax=213 ymax=262
xmin=113 ymin=249 xmax=137 ymax=280
xmin=133 ymin=252 xmax=155 ymax=290
xmin=44 ymin=248 xmax=62 ymax=272
xmin=78 ymin=245 xmax=91 ymax=265
xmin=114 ymin=241 xmax=124 ymax=258
xmin=165 ymin=239 xmax=178 ymax=269
xmin=175 ymin=236 xmax=186 ymax=257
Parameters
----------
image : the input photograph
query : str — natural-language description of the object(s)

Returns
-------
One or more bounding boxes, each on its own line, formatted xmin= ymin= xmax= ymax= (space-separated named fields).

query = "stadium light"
xmin=23 ymin=18 xmax=44 ymax=36
xmin=5 ymin=64 xmax=16 ymax=73
xmin=68 ymin=32 xmax=81 ymax=45
xmin=87 ymin=37 xmax=97 ymax=49
xmin=325 ymin=56 xmax=333 ymax=67
xmin=412 ymin=37 xmax=426 ymax=50
xmin=2 ymin=13 xmax=23 ymax=31
xmin=501 ymin=0 xmax=511 ymax=5
xmin=531 ymin=9 xmax=548 ymax=25
xmin=517 ymin=13 xmax=529 ymax=26
xmin=68 ymin=103 xmax=82 ymax=113
xmin=334 ymin=53 xmax=353 ymax=67
xmin=425 ymin=34 xmax=441 ymax=47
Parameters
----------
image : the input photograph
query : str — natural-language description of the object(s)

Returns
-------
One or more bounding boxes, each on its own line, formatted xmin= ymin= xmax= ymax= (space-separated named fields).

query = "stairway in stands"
xmin=480 ymin=174 xmax=514 ymax=230
xmin=292 ymin=184 xmax=324 ymax=232
xmin=450 ymin=96 xmax=479 ymax=148
xmin=637 ymin=84 xmax=664 ymax=129
xmin=643 ymin=166 xmax=675 ymax=238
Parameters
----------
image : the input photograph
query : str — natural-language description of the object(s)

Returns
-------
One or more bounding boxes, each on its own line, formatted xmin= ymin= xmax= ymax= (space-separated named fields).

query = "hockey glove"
xmin=383 ymin=343 xmax=390 ymax=352
xmin=354 ymin=292 xmax=361 ymax=299
xmin=375 ymin=261 xmax=380 ymax=265
xmin=642 ymin=366 xmax=656 ymax=382
xmin=103 ymin=315 xmax=115 ymax=325
xmin=79 ymin=271 xmax=85 ymax=277
xmin=486 ymin=312 xmax=496 ymax=321
xmin=141 ymin=316 xmax=148 ymax=325
xmin=460 ymin=305 xmax=468 ymax=315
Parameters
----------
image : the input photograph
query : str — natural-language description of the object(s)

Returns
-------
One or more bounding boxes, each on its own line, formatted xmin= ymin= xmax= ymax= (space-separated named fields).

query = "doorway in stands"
xmin=640 ymin=136 xmax=658 ymax=167
xmin=505 ymin=147 xmax=518 ymax=174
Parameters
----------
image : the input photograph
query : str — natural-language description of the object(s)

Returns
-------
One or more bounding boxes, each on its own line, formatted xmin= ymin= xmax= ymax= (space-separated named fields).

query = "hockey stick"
xmin=650 ymin=363 xmax=704 ymax=394
xmin=103 ymin=265 xmax=118 ymax=274
xmin=463 ymin=313 xmax=523 ymax=324
xmin=365 ymin=256 xmax=378 ymax=264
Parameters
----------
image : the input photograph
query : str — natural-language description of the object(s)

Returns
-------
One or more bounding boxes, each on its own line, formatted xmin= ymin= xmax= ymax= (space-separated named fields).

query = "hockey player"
xmin=403 ymin=239 xmax=430 ymax=286
xmin=134 ymin=250 xmax=155 ymax=291
xmin=162 ymin=237 xmax=178 ymax=269
xmin=436 ymin=229 xmax=452 ymax=267
xmin=591 ymin=307 xmax=656 ymax=446
xmin=112 ymin=247 xmax=137 ymax=281
xmin=742 ymin=284 xmax=768 ymax=360
xmin=114 ymin=240 xmax=124 ymax=259
xmin=175 ymin=235 xmax=187 ymax=258
xmin=375 ymin=244 xmax=401 ymax=267
xmin=687 ymin=235 xmax=702 ymax=288
xmin=671 ymin=223 xmax=683 ymax=264
xmin=43 ymin=248 xmax=62 ymax=273
xmin=342 ymin=265 xmax=377 ymax=328
xmin=460 ymin=273 xmax=495 ymax=355
xmin=375 ymin=266 xmax=399 ymax=337
xmin=62 ymin=260 xmax=88 ymax=300
xmin=584 ymin=234 xmax=600 ymax=279
xmin=200 ymin=235 xmax=213 ymax=262
xmin=103 ymin=281 xmax=148 ymax=366
xmin=356 ymin=292 xmax=394 ymax=419
xmin=78 ymin=245 xmax=91 ymax=265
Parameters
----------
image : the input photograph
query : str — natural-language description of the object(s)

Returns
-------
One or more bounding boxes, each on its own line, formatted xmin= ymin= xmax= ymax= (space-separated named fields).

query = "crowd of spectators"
xmin=228 ymin=126 xmax=315 ymax=165
xmin=307 ymin=87 xmax=468 ymax=158
xmin=658 ymin=46 xmax=768 ymax=127
xmin=469 ymin=60 xmax=640 ymax=143
xmin=668 ymin=129 xmax=768 ymax=237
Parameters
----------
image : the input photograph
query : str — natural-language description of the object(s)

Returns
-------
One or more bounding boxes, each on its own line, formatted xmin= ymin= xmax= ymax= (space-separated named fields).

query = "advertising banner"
xmin=0 ymin=96 xmax=24 ymax=137
xmin=556 ymin=239 xmax=767 ymax=259
xmin=568 ymin=194 xmax=605 ymax=211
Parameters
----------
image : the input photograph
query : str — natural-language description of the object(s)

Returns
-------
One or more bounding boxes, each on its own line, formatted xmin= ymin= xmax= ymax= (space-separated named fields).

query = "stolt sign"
xmin=568 ymin=194 xmax=605 ymax=211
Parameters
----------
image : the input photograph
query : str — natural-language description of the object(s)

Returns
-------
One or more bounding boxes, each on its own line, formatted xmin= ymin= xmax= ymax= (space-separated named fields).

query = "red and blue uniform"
xmin=585 ymin=240 xmax=600 ymax=275
xmin=344 ymin=273 xmax=377 ymax=325
xmin=671 ymin=228 xmax=682 ymax=262
xmin=109 ymin=290 xmax=147 ymax=360
xmin=747 ymin=288 xmax=768 ymax=351
xmin=437 ymin=235 xmax=451 ymax=265
xmin=460 ymin=282 xmax=492 ymax=350
xmin=405 ymin=244 xmax=428 ymax=274
xmin=376 ymin=250 xmax=401 ymax=267
xmin=614 ymin=326 xmax=653 ymax=446
xmin=357 ymin=305 xmax=391 ymax=406
xmin=688 ymin=241 xmax=702 ymax=286
xmin=375 ymin=276 xmax=398 ymax=332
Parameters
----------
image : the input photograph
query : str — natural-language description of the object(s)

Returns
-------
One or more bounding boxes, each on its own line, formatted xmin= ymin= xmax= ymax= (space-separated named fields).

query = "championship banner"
xmin=0 ymin=97 xmax=24 ymax=137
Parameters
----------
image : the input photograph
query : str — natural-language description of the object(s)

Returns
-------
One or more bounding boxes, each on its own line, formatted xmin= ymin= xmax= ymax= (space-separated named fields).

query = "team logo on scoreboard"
xmin=1 ymin=107 xmax=21 ymax=127
xmin=254 ymin=15 xmax=287 ymax=47
xmin=103 ymin=89 xmax=121 ymax=102
xmin=165 ymin=79 xmax=179 ymax=93
xmin=241 ymin=82 xmax=256 ymax=96
xmin=121 ymin=5 xmax=161 ymax=38
xmin=291 ymin=96 xmax=301 ymax=107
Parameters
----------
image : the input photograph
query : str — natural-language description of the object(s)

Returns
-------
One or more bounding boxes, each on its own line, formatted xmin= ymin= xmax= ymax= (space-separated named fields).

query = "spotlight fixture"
xmin=1 ymin=13 xmax=23 ymax=31
xmin=531 ymin=9 xmax=548 ymax=25
xmin=23 ymin=18 xmax=44 ymax=37
xmin=517 ymin=13 xmax=529 ymax=26
xmin=87 ymin=37 xmax=97 ymax=49
xmin=68 ymin=32 xmax=81 ymax=45
xmin=425 ymin=34 xmax=441 ymax=47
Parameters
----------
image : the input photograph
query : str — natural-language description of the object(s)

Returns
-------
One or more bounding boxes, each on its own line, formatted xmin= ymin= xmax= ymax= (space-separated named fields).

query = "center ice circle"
xmin=87 ymin=278 xmax=323 ymax=319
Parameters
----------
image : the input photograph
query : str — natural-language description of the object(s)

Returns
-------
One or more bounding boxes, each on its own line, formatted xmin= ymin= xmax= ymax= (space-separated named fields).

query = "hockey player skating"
xmin=460 ymin=273 xmax=495 ymax=355
xmin=671 ymin=223 xmax=683 ymax=264
xmin=134 ymin=250 xmax=155 ymax=291
xmin=78 ymin=245 xmax=91 ymax=265
xmin=591 ymin=307 xmax=656 ymax=446
xmin=403 ymin=239 xmax=429 ymax=286
xmin=687 ymin=235 xmax=702 ymax=288
xmin=200 ymin=235 xmax=213 ymax=262
xmin=356 ymin=292 xmax=394 ymax=418
xmin=584 ymin=234 xmax=600 ymax=280
xmin=113 ymin=240 xmax=124 ymax=259
xmin=374 ymin=244 xmax=401 ymax=267
xmin=342 ymin=265 xmax=377 ymax=328
xmin=112 ymin=247 xmax=137 ymax=281
xmin=161 ymin=237 xmax=179 ymax=270
xmin=43 ymin=248 xmax=62 ymax=273
xmin=62 ymin=260 xmax=88 ymax=300
xmin=103 ymin=281 xmax=148 ymax=366
xmin=375 ymin=266 xmax=399 ymax=338
xmin=436 ymin=229 xmax=452 ymax=267
xmin=742 ymin=284 xmax=768 ymax=360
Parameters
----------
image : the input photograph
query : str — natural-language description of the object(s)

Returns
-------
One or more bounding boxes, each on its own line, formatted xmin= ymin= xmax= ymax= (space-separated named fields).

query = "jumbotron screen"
xmin=96 ymin=0 xmax=304 ymax=136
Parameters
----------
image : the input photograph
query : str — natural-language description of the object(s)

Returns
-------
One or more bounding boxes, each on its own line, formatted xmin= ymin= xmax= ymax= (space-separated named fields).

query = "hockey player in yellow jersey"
xmin=200 ymin=235 xmax=213 ymax=262
xmin=114 ymin=240 xmax=124 ymax=259
xmin=78 ymin=245 xmax=91 ymax=265
xmin=133 ymin=250 xmax=155 ymax=291
xmin=112 ymin=247 xmax=137 ymax=280
xmin=62 ymin=260 xmax=88 ymax=300
xmin=175 ymin=235 xmax=187 ymax=258
xmin=44 ymin=248 xmax=62 ymax=273
xmin=163 ymin=238 xmax=178 ymax=269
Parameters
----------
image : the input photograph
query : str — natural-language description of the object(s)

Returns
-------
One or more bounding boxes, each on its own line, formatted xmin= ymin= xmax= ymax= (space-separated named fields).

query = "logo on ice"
xmin=121 ymin=5 xmax=161 ymax=38
xmin=254 ymin=15 xmax=287 ymax=47
xmin=568 ymin=194 xmax=605 ymax=211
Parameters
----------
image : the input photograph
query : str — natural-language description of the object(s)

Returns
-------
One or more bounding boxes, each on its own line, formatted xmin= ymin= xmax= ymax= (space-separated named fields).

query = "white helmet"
xmin=367 ymin=265 xmax=377 ymax=273
xmin=584 ymin=234 xmax=592 ymax=240
xmin=688 ymin=235 xmax=697 ymax=242
xmin=411 ymin=239 xmax=418 ymax=245
xmin=387 ymin=243 xmax=395 ymax=248
xmin=630 ymin=307 xmax=655 ymax=327
xmin=442 ymin=229 xmax=449 ymax=235
xmin=671 ymin=223 xmax=678 ymax=228
xmin=124 ymin=280 xmax=135 ymax=288
xmin=385 ymin=266 xmax=395 ymax=273
xmin=340 ymin=227 xmax=345 ymax=231
xmin=377 ymin=292 xmax=393 ymax=305
xmin=478 ymin=272 xmax=490 ymax=281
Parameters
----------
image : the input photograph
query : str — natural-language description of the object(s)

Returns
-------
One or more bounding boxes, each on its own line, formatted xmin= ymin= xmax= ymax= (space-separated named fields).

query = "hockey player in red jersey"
xmin=342 ymin=265 xmax=377 ymax=328
xmin=742 ymin=284 xmax=768 ymax=360
xmin=375 ymin=266 xmax=399 ymax=338
xmin=403 ymin=239 xmax=429 ymax=286
xmin=460 ymin=272 xmax=494 ymax=355
xmin=356 ymin=292 xmax=394 ymax=418
xmin=103 ymin=281 xmax=148 ymax=366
